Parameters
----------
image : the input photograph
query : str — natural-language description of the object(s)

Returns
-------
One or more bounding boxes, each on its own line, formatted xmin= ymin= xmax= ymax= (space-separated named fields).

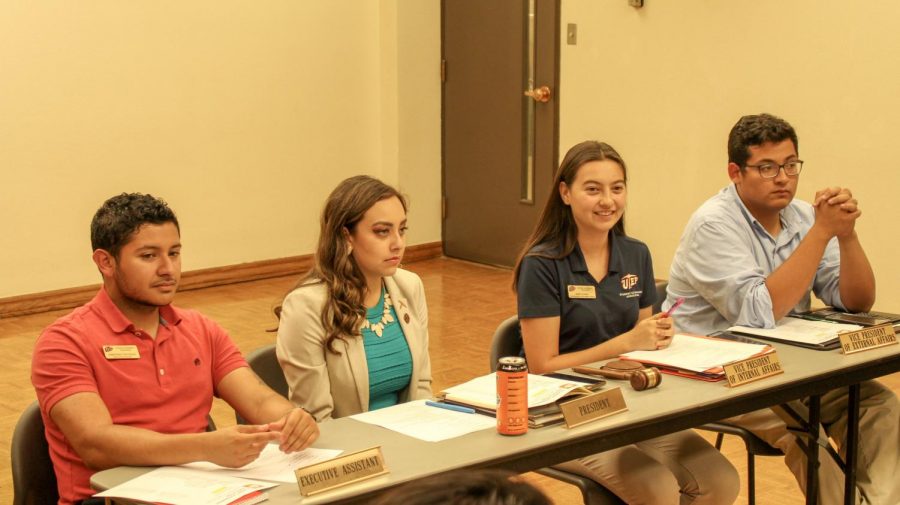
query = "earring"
xmin=347 ymin=245 xmax=353 ymax=256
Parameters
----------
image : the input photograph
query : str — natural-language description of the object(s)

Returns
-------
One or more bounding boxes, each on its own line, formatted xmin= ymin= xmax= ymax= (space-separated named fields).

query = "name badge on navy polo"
xmin=567 ymin=285 xmax=597 ymax=299
xmin=102 ymin=345 xmax=140 ymax=360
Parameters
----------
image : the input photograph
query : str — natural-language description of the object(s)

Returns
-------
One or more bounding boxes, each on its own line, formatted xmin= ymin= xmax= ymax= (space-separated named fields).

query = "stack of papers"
xmin=95 ymin=445 xmax=344 ymax=504
xmin=622 ymin=334 xmax=772 ymax=380
xmin=94 ymin=467 xmax=276 ymax=505
xmin=729 ymin=316 xmax=861 ymax=350
xmin=182 ymin=444 xmax=342 ymax=483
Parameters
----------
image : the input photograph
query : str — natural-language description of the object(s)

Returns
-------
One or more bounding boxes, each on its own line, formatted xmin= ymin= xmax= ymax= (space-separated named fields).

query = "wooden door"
xmin=442 ymin=0 xmax=559 ymax=267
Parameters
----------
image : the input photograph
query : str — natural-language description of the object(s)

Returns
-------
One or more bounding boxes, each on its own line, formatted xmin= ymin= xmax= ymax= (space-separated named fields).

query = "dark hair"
xmin=373 ymin=470 xmax=551 ymax=505
xmin=512 ymin=140 xmax=627 ymax=289
xmin=90 ymin=193 xmax=179 ymax=258
xmin=291 ymin=175 xmax=407 ymax=354
xmin=727 ymin=113 xmax=798 ymax=168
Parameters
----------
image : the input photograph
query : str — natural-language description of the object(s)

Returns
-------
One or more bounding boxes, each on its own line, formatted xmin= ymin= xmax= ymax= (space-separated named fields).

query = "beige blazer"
xmin=276 ymin=268 xmax=432 ymax=421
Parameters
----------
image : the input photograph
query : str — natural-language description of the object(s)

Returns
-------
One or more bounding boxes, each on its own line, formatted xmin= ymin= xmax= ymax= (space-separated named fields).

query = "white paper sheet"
xmin=730 ymin=317 xmax=862 ymax=345
xmin=95 ymin=466 xmax=276 ymax=504
xmin=622 ymin=334 xmax=770 ymax=372
xmin=350 ymin=399 xmax=496 ymax=441
xmin=181 ymin=444 xmax=343 ymax=483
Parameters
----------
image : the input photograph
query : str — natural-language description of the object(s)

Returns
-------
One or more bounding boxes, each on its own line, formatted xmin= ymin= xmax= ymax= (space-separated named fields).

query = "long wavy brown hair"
xmin=288 ymin=175 xmax=407 ymax=354
xmin=512 ymin=141 xmax=627 ymax=290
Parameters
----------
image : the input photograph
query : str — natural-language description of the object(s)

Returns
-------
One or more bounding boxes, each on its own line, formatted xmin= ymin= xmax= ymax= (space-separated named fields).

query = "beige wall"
xmin=560 ymin=0 xmax=900 ymax=310
xmin=0 ymin=1 xmax=441 ymax=299
xmin=6 ymin=1 xmax=896 ymax=310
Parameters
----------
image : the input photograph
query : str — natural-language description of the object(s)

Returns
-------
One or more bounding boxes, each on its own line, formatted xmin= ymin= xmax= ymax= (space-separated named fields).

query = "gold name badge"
xmin=559 ymin=387 xmax=627 ymax=428
xmin=295 ymin=446 xmax=388 ymax=497
xmin=840 ymin=324 xmax=898 ymax=355
xmin=567 ymin=285 xmax=597 ymax=299
xmin=723 ymin=352 xmax=783 ymax=387
xmin=102 ymin=345 xmax=140 ymax=360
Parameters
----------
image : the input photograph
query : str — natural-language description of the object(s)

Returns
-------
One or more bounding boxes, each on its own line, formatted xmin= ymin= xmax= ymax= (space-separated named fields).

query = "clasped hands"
xmin=813 ymin=186 xmax=860 ymax=239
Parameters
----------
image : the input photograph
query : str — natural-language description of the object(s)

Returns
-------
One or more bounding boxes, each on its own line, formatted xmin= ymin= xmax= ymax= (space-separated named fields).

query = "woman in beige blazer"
xmin=277 ymin=176 xmax=432 ymax=421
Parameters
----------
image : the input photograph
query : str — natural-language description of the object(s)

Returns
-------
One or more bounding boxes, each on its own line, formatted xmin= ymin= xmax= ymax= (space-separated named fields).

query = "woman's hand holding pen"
xmin=653 ymin=314 xmax=674 ymax=349
xmin=650 ymin=296 xmax=682 ymax=349
xmin=626 ymin=314 xmax=674 ymax=351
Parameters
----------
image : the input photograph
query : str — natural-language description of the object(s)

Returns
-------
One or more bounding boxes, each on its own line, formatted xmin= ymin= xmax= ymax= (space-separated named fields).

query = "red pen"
xmin=663 ymin=297 xmax=684 ymax=317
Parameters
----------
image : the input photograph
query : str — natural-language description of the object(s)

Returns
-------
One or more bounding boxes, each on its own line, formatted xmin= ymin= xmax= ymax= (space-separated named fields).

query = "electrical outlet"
xmin=567 ymin=23 xmax=577 ymax=45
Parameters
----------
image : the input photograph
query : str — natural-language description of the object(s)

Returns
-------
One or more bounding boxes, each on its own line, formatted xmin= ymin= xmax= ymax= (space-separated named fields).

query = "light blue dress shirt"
xmin=664 ymin=184 xmax=845 ymax=335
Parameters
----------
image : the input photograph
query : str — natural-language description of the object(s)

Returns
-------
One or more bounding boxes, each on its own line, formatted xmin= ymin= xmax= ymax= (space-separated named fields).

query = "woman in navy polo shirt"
xmin=513 ymin=141 xmax=739 ymax=504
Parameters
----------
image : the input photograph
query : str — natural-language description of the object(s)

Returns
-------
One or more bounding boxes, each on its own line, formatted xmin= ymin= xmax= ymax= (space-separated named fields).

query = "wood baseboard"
xmin=0 ymin=241 xmax=443 ymax=318
xmin=400 ymin=240 xmax=443 ymax=264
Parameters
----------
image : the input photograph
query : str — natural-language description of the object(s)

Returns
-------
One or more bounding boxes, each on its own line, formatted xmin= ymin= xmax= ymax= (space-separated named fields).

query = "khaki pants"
xmin=726 ymin=380 xmax=900 ymax=505
xmin=558 ymin=430 xmax=740 ymax=505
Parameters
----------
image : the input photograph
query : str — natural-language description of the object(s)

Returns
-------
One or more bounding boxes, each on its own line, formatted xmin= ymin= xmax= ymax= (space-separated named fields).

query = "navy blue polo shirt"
xmin=516 ymin=233 xmax=656 ymax=355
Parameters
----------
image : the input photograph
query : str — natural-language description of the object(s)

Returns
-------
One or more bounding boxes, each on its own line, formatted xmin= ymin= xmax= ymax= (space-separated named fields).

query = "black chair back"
xmin=236 ymin=344 xmax=288 ymax=424
xmin=11 ymin=401 xmax=59 ymax=505
xmin=489 ymin=315 xmax=522 ymax=371
xmin=652 ymin=280 xmax=668 ymax=314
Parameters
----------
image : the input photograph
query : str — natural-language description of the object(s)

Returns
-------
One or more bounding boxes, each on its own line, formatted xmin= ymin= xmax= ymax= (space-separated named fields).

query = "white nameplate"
xmin=294 ymin=446 xmax=387 ymax=496
xmin=723 ymin=352 xmax=783 ymax=387
xmin=840 ymin=324 xmax=898 ymax=355
xmin=559 ymin=387 xmax=627 ymax=428
xmin=567 ymin=285 xmax=597 ymax=299
xmin=102 ymin=345 xmax=140 ymax=360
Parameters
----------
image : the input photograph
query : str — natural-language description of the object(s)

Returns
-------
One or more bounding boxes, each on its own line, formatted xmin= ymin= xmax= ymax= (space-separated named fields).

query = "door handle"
xmin=523 ymin=85 xmax=551 ymax=103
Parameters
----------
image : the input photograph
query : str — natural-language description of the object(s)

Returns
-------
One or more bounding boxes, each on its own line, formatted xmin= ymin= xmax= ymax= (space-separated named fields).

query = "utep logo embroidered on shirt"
xmin=621 ymin=274 xmax=638 ymax=290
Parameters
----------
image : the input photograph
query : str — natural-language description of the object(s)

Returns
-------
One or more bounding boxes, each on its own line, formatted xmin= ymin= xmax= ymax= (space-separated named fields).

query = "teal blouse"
xmin=361 ymin=289 xmax=413 ymax=410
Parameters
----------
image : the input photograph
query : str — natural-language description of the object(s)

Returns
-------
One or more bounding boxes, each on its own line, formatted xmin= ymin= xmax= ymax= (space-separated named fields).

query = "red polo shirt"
xmin=31 ymin=288 xmax=247 ymax=504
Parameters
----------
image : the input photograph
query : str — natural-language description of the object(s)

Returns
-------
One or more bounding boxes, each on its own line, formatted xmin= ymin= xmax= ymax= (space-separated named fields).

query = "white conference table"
xmin=93 ymin=339 xmax=900 ymax=504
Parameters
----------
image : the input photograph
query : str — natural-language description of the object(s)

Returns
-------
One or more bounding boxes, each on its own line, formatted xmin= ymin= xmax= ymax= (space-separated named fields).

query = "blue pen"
xmin=425 ymin=400 xmax=476 ymax=414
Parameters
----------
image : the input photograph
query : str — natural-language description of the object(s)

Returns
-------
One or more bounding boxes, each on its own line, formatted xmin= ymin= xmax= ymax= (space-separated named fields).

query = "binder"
xmin=440 ymin=372 xmax=605 ymax=428
xmin=621 ymin=334 xmax=773 ymax=381
xmin=728 ymin=317 xmax=863 ymax=351
xmin=797 ymin=307 xmax=900 ymax=330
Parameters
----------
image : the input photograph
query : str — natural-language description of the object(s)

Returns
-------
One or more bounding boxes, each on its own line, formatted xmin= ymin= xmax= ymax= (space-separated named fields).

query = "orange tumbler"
xmin=496 ymin=357 xmax=528 ymax=435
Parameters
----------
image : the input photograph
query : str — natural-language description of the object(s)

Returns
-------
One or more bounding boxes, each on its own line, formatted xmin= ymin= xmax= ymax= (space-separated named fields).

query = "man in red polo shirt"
xmin=32 ymin=193 xmax=319 ymax=505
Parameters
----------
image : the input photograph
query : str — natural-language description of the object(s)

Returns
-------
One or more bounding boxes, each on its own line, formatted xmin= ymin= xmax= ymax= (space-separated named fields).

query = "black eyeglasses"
xmin=745 ymin=160 xmax=804 ymax=179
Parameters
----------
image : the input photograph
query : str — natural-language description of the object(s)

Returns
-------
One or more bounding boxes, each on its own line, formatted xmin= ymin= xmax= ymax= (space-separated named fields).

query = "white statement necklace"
xmin=361 ymin=292 xmax=394 ymax=337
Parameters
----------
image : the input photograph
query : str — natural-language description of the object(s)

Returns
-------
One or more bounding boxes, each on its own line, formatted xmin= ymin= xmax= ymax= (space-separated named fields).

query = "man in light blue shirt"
xmin=664 ymin=113 xmax=898 ymax=504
